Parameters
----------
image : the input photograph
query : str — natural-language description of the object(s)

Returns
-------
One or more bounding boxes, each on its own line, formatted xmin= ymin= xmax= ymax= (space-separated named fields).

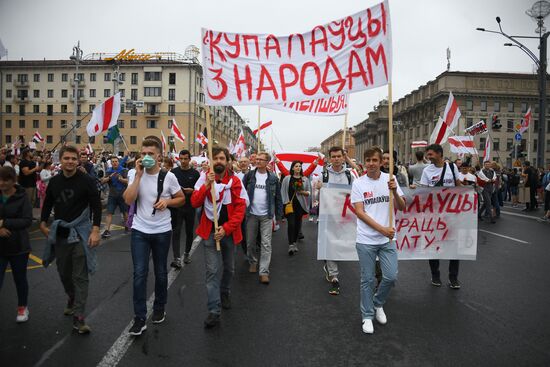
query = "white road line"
xmin=96 ymin=238 xmax=201 ymax=367
xmin=478 ymin=229 xmax=530 ymax=244
xmin=500 ymin=210 xmax=541 ymax=220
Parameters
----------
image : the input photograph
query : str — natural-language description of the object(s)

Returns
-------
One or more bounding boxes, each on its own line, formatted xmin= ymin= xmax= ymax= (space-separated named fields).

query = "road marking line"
xmin=478 ymin=229 xmax=530 ymax=244
xmin=29 ymin=253 xmax=43 ymax=265
xmin=500 ymin=210 xmax=541 ymax=220
xmin=96 ymin=237 xmax=201 ymax=367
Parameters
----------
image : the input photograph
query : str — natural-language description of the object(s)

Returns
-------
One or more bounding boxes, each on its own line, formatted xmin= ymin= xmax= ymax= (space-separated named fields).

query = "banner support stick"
xmin=342 ymin=112 xmax=348 ymax=149
xmin=388 ymin=83 xmax=395 ymax=225
xmin=206 ymin=110 xmax=221 ymax=251
xmin=257 ymin=106 xmax=261 ymax=153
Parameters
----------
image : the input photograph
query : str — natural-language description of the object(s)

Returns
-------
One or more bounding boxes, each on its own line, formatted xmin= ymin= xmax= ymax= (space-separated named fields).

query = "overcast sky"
xmin=0 ymin=0 xmax=541 ymax=152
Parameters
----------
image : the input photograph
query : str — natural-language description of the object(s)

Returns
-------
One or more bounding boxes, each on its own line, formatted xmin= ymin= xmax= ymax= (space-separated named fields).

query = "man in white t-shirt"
xmin=242 ymin=152 xmax=283 ymax=284
xmin=351 ymin=146 xmax=406 ymax=334
xmin=420 ymin=144 xmax=464 ymax=290
xmin=123 ymin=138 xmax=185 ymax=336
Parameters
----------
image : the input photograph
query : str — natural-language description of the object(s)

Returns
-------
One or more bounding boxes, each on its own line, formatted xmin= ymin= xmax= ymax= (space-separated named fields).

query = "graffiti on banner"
xmin=317 ymin=186 xmax=478 ymax=261
xmin=265 ymin=94 xmax=348 ymax=116
xmin=464 ymin=120 xmax=488 ymax=136
xmin=201 ymin=1 xmax=391 ymax=106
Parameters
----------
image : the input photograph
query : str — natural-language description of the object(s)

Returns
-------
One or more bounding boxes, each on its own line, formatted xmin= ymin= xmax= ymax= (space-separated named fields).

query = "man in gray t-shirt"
xmin=408 ymin=151 xmax=428 ymax=187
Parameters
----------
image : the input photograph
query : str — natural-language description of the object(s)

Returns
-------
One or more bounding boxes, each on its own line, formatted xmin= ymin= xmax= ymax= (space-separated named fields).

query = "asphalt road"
xmin=1 ymin=206 xmax=550 ymax=367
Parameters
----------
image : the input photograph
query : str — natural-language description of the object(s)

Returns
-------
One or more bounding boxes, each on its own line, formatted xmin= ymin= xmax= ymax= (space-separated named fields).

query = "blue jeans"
xmin=203 ymin=233 xmax=234 ymax=315
xmin=355 ymin=241 xmax=398 ymax=320
xmin=131 ymin=229 xmax=172 ymax=320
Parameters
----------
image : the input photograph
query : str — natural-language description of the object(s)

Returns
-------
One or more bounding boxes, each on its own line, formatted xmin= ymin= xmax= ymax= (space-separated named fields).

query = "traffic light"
xmin=492 ymin=115 xmax=502 ymax=130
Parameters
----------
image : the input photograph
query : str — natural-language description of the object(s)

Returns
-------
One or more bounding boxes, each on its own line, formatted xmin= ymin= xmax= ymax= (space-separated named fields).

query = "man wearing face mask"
xmin=123 ymin=139 xmax=185 ymax=336
xmin=191 ymin=147 xmax=247 ymax=329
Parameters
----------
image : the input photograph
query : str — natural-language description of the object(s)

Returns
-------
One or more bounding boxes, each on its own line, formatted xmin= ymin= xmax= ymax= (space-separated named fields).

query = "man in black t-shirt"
xmin=169 ymin=150 xmax=200 ymax=267
xmin=18 ymin=149 xmax=41 ymax=206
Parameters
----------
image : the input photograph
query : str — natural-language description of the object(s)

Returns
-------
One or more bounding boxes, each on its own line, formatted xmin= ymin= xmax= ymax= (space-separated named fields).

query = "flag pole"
xmin=257 ymin=106 xmax=261 ymax=153
xmin=388 ymin=83 xmax=395 ymax=225
xmin=50 ymin=111 xmax=92 ymax=152
xmin=342 ymin=112 xmax=348 ymax=149
xmin=206 ymin=110 xmax=221 ymax=251
xmin=119 ymin=133 xmax=130 ymax=152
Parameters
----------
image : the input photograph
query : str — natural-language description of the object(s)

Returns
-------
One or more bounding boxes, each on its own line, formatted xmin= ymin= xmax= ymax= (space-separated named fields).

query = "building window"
xmin=168 ymin=89 xmax=175 ymax=101
xmin=47 ymin=90 xmax=54 ymax=98
xmin=168 ymin=104 xmax=176 ymax=116
xmin=19 ymin=105 xmax=25 ymax=116
xmin=89 ymin=104 xmax=95 ymax=112
xmin=47 ymin=120 xmax=53 ymax=128
xmin=131 ymin=89 xmax=138 ymax=100
xmin=521 ymin=102 xmax=528 ymax=113
xmin=118 ymin=120 xmax=125 ymax=128
xmin=493 ymin=138 xmax=500 ymax=151
xmin=77 ymin=104 xmax=81 ymax=116
xmin=90 ymin=73 xmax=96 ymax=82
xmin=88 ymin=136 xmax=95 ymax=144
xmin=144 ymin=72 xmax=161 ymax=81
xmin=169 ymin=73 xmax=176 ymax=84
xmin=533 ymin=139 xmax=538 ymax=152
xmin=104 ymin=89 xmax=110 ymax=98
xmin=19 ymin=120 xmax=25 ymax=128
xmin=5 ymin=105 xmax=12 ymax=113
xmin=119 ymin=89 xmax=125 ymax=98
xmin=61 ymin=105 xmax=67 ymax=113
xmin=61 ymin=89 xmax=68 ymax=98
xmin=33 ymin=90 xmax=40 ymax=98
xmin=466 ymin=118 xmax=473 ymax=128
xmin=131 ymin=108 xmax=137 ymax=116
xmin=76 ymin=136 xmax=81 ymax=144
xmin=62 ymin=73 xmax=68 ymax=82
xmin=494 ymin=101 xmax=500 ymax=112
xmin=119 ymin=73 xmax=126 ymax=81
xmin=131 ymin=73 xmax=138 ymax=85
xmin=546 ymin=140 xmax=550 ymax=152
xmin=6 ymin=74 xmax=12 ymax=82
xmin=507 ymin=119 xmax=514 ymax=131
xmin=61 ymin=120 xmax=67 ymax=129
xmin=5 ymin=120 xmax=11 ymax=128
xmin=479 ymin=137 xmax=486 ymax=150
xmin=6 ymin=89 xmax=12 ymax=98
xmin=89 ymin=89 xmax=96 ymax=98
xmin=131 ymin=120 xmax=137 ymax=128
xmin=480 ymin=101 xmax=487 ymax=111
xmin=47 ymin=73 xmax=54 ymax=82
xmin=33 ymin=73 xmax=40 ymax=82
xmin=508 ymin=102 xmax=514 ymax=112
xmin=466 ymin=100 xmax=473 ymax=111
xmin=17 ymin=74 xmax=28 ymax=82
xmin=144 ymin=87 xmax=161 ymax=97
xmin=33 ymin=120 xmax=39 ymax=128
xmin=146 ymin=120 xmax=157 ymax=128
xmin=506 ymin=138 xmax=513 ymax=151
xmin=130 ymin=136 xmax=137 ymax=144
xmin=46 ymin=135 xmax=53 ymax=144
xmin=104 ymin=73 xmax=111 ymax=81
xmin=5 ymin=135 xmax=11 ymax=144
xmin=33 ymin=105 xmax=40 ymax=113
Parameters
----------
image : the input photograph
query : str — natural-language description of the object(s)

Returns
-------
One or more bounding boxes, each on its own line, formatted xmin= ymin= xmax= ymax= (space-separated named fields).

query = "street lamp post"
xmin=477 ymin=1 xmax=550 ymax=168
xmin=69 ymin=41 xmax=83 ymax=144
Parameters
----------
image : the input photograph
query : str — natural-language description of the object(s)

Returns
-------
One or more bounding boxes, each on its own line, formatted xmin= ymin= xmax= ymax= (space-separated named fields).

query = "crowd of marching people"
xmin=1 ymin=139 xmax=549 ymax=336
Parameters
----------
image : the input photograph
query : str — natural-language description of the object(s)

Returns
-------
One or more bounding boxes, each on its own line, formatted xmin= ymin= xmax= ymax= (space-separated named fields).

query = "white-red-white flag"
xmin=228 ymin=139 xmax=235 ymax=154
xmin=252 ymin=120 xmax=273 ymax=135
xmin=448 ymin=136 xmax=477 ymax=155
xmin=232 ymin=131 xmax=247 ymax=157
xmin=483 ymin=136 xmax=491 ymax=162
xmin=160 ymin=130 xmax=167 ymax=152
xmin=410 ymin=140 xmax=428 ymax=149
xmin=196 ymin=132 xmax=208 ymax=147
xmin=519 ymin=107 xmax=531 ymax=134
xmin=32 ymin=131 xmax=44 ymax=143
xmin=171 ymin=119 xmax=186 ymax=143
xmin=430 ymin=92 xmax=461 ymax=145
xmin=86 ymin=93 xmax=121 ymax=137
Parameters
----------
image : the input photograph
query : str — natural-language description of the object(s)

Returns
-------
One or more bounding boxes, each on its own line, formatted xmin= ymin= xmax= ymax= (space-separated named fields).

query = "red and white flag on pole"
xmin=196 ymin=132 xmax=208 ymax=147
xmin=160 ymin=130 xmax=167 ymax=153
xmin=86 ymin=92 xmax=121 ymax=137
xmin=410 ymin=140 xmax=428 ymax=149
xmin=448 ymin=136 xmax=477 ymax=155
xmin=429 ymin=92 xmax=461 ymax=145
xmin=519 ymin=107 xmax=531 ymax=134
xmin=232 ymin=131 xmax=247 ymax=157
xmin=32 ymin=131 xmax=44 ymax=143
xmin=483 ymin=136 xmax=491 ymax=162
xmin=252 ymin=120 xmax=273 ymax=135
xmin=170 ymin=119 xmax=186 ymax=143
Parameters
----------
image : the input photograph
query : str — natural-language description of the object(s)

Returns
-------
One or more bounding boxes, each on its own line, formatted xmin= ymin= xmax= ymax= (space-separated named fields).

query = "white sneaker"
xmin=362 ymin=319 xmax=374 ymax=334
xmin=375 ymin=307 xmax=387 ymax=325
xmin=16 ymin=306 xmax=29 ymax=323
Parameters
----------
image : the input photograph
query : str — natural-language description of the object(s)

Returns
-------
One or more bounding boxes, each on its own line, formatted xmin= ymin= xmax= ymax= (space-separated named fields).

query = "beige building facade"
xmin=0 ymin=52 xmax=257 ymax=155
xmin=354 ymin=71 xmax=550 ymax=168
xmin=320 ymin=127 xmax=355 ymax=159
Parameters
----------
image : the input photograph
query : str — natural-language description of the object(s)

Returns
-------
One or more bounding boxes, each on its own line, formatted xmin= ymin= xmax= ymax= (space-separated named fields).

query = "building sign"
xmin=85 ymin=49 xmax=190 ymax=62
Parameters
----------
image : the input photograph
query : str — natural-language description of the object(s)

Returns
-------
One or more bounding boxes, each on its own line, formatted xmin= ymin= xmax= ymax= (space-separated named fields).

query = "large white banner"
xmin=318 ymin=185 xmax=478 ymax=261
xmin=265 ymin=94 xmax=348 ymax=116
xmin=201 ymin=1 xmax=391 ymax=106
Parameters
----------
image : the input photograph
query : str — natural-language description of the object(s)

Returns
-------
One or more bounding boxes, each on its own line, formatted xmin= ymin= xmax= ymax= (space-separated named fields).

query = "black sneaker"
xmin=221 ymin=293 xmax=231 ymax=310
xmin=204 ymin=313 xmax=220 ymax=329
xmin=72 ymin=316 xmax=91 ymax=334
xmin=431 ymin=276 xmax=442 ymax=287
xmin=298 ymin=232 xmax=305 ymax=240
xmin=129 ymin=318 xmax=147 ymax=336
xmin=170 ymin=258 xmax=182 ymax=269
xmin=152 ymin=310 xmax=166 ymax=324
xmin=101 ymin=230 xmax=111 ymax=238
xmin=329 ymin=280 xmax=340 ymax=295
xmin=449 ymin=279 xmax=461 ymax=290
xmin=183 ymin=253 xmax=191 ymax=264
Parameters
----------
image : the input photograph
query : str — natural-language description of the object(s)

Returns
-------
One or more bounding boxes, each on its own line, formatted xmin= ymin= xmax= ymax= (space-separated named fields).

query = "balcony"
xmin=14 ymin=80 xmax=29 ymax=88
xmin=143 ymin=95 xmax=162 ymax=103
xmin=70 ymin=78 xmax=86 ymax=87
xmin=145 ymin=109 xmax=160 ymax=118
xmin=70 ymin=94 xmax=86 ymax=102
xmin=13 ymin=96 xmax=29 ymax=103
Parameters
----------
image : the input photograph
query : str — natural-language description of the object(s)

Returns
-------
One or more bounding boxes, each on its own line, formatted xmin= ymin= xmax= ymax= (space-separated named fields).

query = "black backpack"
xmin=322 ymin=169 xmax=352 ymax=185
xmin=435 ymin=163 xmax=456 ymax=187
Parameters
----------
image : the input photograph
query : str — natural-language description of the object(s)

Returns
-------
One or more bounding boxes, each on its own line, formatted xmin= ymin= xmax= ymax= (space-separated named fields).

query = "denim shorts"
xmin=107 ymin=195 xmax=128 ymax=214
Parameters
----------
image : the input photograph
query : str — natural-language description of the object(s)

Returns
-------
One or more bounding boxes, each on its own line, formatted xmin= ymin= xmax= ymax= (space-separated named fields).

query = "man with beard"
xmin=191 ymin=147 xmax=247 ymax=328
